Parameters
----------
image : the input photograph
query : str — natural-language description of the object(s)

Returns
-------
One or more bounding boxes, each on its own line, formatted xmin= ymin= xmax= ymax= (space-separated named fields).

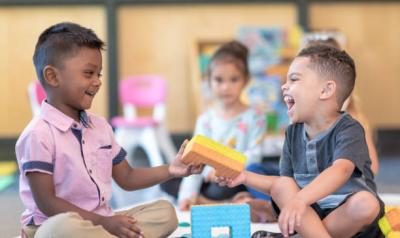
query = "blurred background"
xmin=1 ymin=0 xmax=400 ymax=237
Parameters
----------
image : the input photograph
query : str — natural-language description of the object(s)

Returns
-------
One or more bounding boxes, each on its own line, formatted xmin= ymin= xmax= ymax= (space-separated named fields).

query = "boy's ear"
xmin=320 ymin=80 xmax=336 ymax=100
xmin=43 ymin=65 xmax=60 ymax=87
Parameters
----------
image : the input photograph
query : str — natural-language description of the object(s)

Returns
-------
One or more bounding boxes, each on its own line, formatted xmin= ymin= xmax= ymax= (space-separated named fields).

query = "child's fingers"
xmin=121 ymin=227 xmax=141 ymax=238
xmin=278 ymin=213 xmax=289 ymax=237
xmin=288 ymin=213 xmax=295 ymax=235
xmin=296 ymin=212 xmax=301 ymax=228
xmin=178 ymin=139 xmax=189 ymax=154
xmin=130 ymin=225 xmax=143 ymax=236
xmin=191 ymin=164 xmax=204 ymax=174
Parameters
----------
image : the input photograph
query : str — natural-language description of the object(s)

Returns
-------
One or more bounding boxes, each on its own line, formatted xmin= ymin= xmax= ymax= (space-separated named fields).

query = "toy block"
xmin=191 ymin=204 xmax=250 ymax=238
xmin=182 ymin=135 xmax=247 ymax=178
xmin=389 ymin=232 xmax=400 ymax=238
xmin=379 ymin=208 xmax=400 ymax=236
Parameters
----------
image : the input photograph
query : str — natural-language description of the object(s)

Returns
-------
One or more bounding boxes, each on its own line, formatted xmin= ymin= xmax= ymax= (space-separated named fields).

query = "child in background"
xmin=177 ymin=40 xmax=276 ymax=222
xmin=16 ymin=22 xmax=203 ymax=238
xmin=304 ymin=36 xmax=379 ymax=175
xmin=217 ymin=45 xmax=384 ymax=237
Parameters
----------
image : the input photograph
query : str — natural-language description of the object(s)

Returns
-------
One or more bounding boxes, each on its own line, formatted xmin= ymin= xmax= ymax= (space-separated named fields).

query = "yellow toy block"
xmin=379 ymin=208 xmax=400 ymax=236
xmin=182 ymin=135 xmax=247 ymax=178
xmin=389 ymin=232 xmax=400 ymax=238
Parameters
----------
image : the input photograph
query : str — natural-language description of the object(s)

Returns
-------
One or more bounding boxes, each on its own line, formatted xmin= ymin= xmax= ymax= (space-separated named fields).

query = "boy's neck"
xmin=47 ymin=99 xmax=81 ymax=122
xmin=304 ymin=110 xmax=342 ymax=139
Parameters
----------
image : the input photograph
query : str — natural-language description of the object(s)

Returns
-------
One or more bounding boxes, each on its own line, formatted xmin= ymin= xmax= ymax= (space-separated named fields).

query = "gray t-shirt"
xmin=280 ymin=113 xmax=376 ymax=208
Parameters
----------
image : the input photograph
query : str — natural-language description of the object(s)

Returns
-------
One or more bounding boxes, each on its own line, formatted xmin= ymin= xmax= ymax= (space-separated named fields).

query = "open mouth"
xmin=85 ymin=90 xmax=97 ymax=97
xmin=283 ymin=95 xmax=295 ymax=111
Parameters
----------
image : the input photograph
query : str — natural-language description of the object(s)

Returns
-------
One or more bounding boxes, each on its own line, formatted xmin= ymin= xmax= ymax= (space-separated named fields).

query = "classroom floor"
xmin=1 ymin=157 xmax=399 ymax=238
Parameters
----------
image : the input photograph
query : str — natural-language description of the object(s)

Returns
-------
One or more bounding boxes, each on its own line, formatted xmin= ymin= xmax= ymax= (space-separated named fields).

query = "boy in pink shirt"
xmin=16 ymin=22 xmax=203 ymax=238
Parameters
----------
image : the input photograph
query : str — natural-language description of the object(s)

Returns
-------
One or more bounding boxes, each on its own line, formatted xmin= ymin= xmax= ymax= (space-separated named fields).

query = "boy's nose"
xmin=281 ymin=83 xmax=288 ymax=91
xmin=94 ymin=77 xmax=102 ymax=87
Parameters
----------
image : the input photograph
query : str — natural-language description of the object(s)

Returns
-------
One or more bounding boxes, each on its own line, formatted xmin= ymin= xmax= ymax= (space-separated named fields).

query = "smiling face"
xmin=49 ymin=47 xmax=102 ymax=120
xmin=282 ymin=57 xmax=326 ymax=123
xmin=209 ymin=60 xmax=248 ymax=108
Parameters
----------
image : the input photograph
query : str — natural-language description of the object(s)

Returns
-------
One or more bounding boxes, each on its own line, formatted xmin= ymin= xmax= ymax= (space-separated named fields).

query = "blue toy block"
xmin=191 ymin=204 xmax=250 ymax=238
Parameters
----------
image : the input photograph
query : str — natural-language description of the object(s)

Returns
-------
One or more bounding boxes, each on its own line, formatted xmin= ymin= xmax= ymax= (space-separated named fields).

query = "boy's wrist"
xmin=295 ymin=192 xmax=311 ymax=206
xmin=166 ymin=164 xmax=176 ymax=179
xmin=93 ymin=213 xmax=105 ymax=226
xmin=242 ymin=170 xmax=249 ymax=186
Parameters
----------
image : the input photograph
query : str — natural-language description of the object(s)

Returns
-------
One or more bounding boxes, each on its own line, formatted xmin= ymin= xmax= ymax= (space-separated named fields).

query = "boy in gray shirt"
xmin=217 ymin=45 xmax=384 ymax=238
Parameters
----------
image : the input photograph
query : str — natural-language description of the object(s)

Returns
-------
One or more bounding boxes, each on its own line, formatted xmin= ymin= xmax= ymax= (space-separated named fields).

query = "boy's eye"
xmin=98 ymin=73 xmax=103 ymax=78
xmin=84 ymin=71 xmax=94 ymax=77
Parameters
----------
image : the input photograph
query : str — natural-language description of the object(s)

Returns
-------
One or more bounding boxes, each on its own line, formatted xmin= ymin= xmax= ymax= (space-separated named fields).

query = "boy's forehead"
xmin=62 ymin=47 xmax=102 ymax=65
xmin=288 ymin=57 xmax=311 ymax=74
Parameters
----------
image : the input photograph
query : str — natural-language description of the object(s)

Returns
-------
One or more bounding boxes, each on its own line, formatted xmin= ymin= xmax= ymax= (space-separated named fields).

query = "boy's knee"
xmin=270 ymin=177 xmax=296 ymax=199
xmin=35 ymin=212 xmax=82 ymax=237
xmin=346 ymin=191 xmax=380 ymax=223
xmin=153 ymin=200 xmax=178 ymax=231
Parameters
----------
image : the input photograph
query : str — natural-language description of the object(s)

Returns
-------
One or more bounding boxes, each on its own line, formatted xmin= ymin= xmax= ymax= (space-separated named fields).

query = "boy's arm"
xmin=27 ymin=172 xmax=142 ymax=237
xmin=112 ymin=161 xmax=173 ymax=190
xmin=27 ymin=172 xmax=102 ymax=223
xmin=216 ymin=170 xmax=279 ymax=195
xmin=278 ymin=158 xmax=355 ymax=236
xmin=243 ymin=170 xmax=279 ymax=195
xmin=295 ymin=158 xmax=355 ymax=205
xmin=113 ymin=140 xmax=203 ymax=191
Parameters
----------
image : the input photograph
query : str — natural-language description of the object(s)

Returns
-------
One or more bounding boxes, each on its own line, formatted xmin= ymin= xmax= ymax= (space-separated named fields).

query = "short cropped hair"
xmin=297 ymin=45 xmax=356 ymax=108
xmin=33 ymin=22 xmax=105 ymax=85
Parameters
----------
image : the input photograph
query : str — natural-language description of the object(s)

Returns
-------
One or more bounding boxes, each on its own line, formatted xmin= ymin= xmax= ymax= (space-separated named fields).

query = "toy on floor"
xmin=191 ymin=204 xmax=250 ymax=238
xmin=182 ymin=135 xmax=247 ymax=178
xmin=379 ymin=207 xmax=400 ymax=238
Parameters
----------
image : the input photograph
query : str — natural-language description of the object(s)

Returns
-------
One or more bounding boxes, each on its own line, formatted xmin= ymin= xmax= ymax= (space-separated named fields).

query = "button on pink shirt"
xmin=16 ymin=102 xmax=126 ymax=226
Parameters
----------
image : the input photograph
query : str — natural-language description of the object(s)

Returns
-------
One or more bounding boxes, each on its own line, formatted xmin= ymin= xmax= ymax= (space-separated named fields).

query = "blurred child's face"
xmin=282 ymin=57 xmax=325 ymax=123
xmin=209 ymin=60 xmax=247 ymax=108
xmin=54 ymin=47 xmax=102 ymax=119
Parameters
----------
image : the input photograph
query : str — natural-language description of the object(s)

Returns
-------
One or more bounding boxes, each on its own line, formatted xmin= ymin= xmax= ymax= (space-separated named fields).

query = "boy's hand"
xmin=99 ymin=214 xmax=143 ymax=238
xmin=278 ymin=197 xmax=307 ymax=237
xmin=168 ymin=140 xmax=204 ymax=177
xmin=215 ymin=171 xmax=246 ymax=188
xmin=204 ymin=168 xmax=216 ymax=182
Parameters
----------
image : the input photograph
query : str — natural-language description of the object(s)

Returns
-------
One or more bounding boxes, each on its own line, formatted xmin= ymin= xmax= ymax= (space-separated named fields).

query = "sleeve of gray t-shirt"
xmin=280 ymin=127 xmax=294 ymax=177
xmin=333 ymin=120 xmax=369 ymax=173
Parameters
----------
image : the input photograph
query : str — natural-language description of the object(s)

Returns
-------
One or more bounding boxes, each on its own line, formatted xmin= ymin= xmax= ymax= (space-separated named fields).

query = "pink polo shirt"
xmin=16 ymin=101 xmax=126 ymax=226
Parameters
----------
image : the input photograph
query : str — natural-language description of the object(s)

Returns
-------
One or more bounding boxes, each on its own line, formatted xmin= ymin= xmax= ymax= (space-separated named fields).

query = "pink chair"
xmin=111 ymin=75 xmax=178 ymax=208
xmin=28 ymin=81 xmax=46 ymax=116
xmin=111 ymin=75 xmax=177 ymax=167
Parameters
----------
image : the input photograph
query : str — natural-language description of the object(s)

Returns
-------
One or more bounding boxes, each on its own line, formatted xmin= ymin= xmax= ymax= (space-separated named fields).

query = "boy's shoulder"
xmin=16 ymin=116 xmax=53 ymax=148
xmin=285 ymin=113 xmax=364 ymax=140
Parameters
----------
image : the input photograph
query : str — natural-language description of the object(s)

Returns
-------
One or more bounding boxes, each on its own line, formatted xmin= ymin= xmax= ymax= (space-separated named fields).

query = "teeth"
xmin=283 ymin=95 xmax=294 ymax=103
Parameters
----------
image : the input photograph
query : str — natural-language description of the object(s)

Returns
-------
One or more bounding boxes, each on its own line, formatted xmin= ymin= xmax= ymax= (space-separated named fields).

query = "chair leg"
xmin=140 ymin=128 xmax=165 ymax=167
xmin=156 ymin=125 xmax=177 ymax=163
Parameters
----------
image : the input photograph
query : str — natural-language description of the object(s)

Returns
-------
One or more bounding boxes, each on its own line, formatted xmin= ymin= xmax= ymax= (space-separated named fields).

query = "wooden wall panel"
xmin=118 ymin=4 xmax=297 ymax=132
xmin=310 ymin=3 xmax=400 ymax=129
xmin=0 ymin=6 xmax=107 ymax=137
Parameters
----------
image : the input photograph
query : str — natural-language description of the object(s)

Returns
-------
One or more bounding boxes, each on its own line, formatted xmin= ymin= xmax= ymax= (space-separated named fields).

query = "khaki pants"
xmin=22 ymin=200 xmax=178 ymax=238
